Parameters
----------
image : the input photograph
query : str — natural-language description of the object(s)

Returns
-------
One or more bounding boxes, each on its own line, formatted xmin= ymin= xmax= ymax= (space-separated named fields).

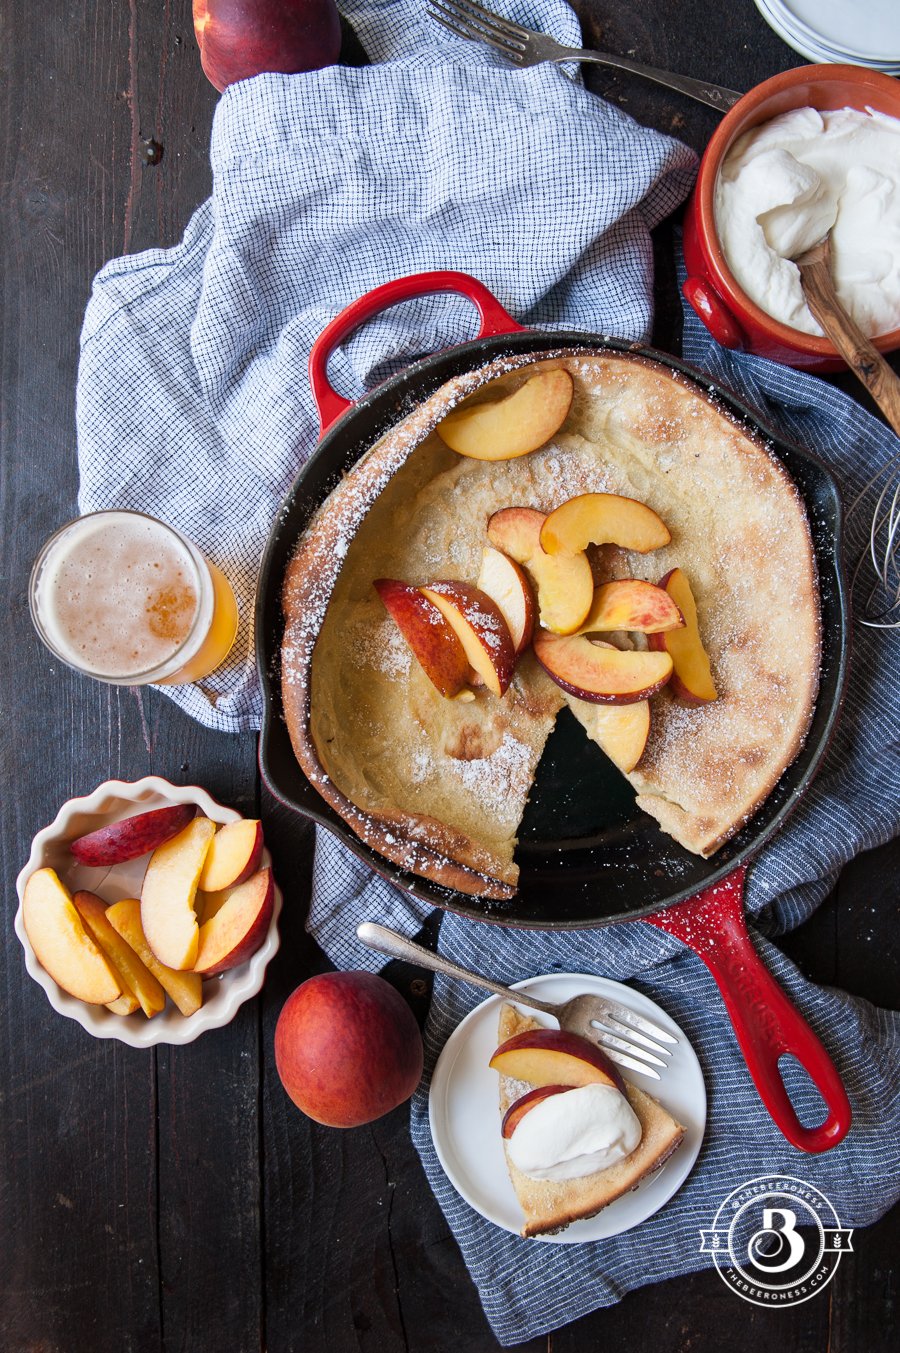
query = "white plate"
xmin=429 ymin=973 xmax=705 ymax=1243
xmin=754 ymin=0 xmax=900 ymax=69
xmin=14 ymin=776 xmax=282 ymax=1047
xmin=776 ymin=0 xmax=900 ymax=64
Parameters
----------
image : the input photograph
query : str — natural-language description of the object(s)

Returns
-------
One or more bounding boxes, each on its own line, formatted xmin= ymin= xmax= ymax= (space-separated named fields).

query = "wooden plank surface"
xmin=1 ymin=1 xmax=897 ymax=1350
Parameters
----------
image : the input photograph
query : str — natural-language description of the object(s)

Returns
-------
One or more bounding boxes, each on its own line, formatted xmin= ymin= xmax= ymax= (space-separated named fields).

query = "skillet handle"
xmin=308 ymin=270 xmax=526 ymax=435
xmin=644 ymin=865 xmax=852 ymax=1153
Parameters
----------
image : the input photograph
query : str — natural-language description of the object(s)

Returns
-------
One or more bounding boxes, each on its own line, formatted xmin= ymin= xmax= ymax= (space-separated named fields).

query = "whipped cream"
xmin=714 ymin=106 xmax=900 ymax=337
xmin=507 ymin=1083 xmax=642 ymax=1181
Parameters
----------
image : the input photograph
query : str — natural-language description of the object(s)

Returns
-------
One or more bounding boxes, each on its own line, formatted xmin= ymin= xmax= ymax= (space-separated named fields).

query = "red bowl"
xmin=683 ymin=64 xmax=900 ymax=371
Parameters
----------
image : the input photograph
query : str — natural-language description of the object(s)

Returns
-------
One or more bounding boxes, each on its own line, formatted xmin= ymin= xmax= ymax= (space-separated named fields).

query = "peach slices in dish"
xmin=281 ymin=353 xmax=820 ymax=897
xmin=492 ymin=1004 xmax=685 ymax=1237
xmin=21 ymin=805 xmax=272 ymax=1020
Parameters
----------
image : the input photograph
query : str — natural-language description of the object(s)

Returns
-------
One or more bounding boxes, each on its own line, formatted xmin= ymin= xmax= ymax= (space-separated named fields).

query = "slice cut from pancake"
xmin=496 ymin=1004 xmax=685 ymax=1238
xmin=281 ymin=350 xmax=820 ymax=891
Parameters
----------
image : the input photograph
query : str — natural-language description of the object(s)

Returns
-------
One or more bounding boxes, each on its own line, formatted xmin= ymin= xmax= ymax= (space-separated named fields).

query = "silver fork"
xmin=357 ymin=921 xmax=677 ymax=1080
xmin=428 ymin=0 xmax=743 ymax=113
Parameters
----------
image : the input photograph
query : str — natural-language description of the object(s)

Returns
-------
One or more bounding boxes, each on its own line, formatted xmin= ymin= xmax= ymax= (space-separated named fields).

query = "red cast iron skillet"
xmin=256 ymin=271 xmax=852 ymax=1153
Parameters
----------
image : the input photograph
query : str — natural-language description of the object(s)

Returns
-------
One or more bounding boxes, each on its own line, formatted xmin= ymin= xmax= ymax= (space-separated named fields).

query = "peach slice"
xmin=140 ymin=815 xmax=216 ymax=971
xmin=649 ymin=568 xmax=718 ymax=704
xmin=194 ymin=867 xmax=275 ymax=977
xmin=21 ymin=868 xmax=121 ymax=1005
xmin=435 ymin=369 xmax=573 ymax=461
xmin=106 ymin=900 xmax=203 ymax=1016
xmin=198 ymin=819 xmax=264 ymax=893
xmin=540 ymin=493 xmax=671 ymax=557
xmin=501 ymin=1085 xmax=572 ymax=1139
xmin=476 ymin=546 xmax=536 ymax=656
xmin=374 ymin=578 xmax=471 ymax=699
xmin=419 ymin=582 xmax=516 ymax=697
xmin=196 ymin=888 xmax=230 ymax=926
xmin=197 ymin=875 xmax=266 ymax=926
xmin=73 ymin=891 xmax=167 ymax=1018
xmin=70 ymin=803 xmax=197 ymax=867
xmin=489 ymin=1028 xmax=625 ymax=1094
xmin=533 ymin=629 xmax=672 ymax=704
xmin=486 ymin=506 xmax=546 ymax=559
xmin=487 ymin=507 xmax=593 ymax=635
xmin=106 ymin=992 xmax=141 ymax=1016
xmin=576 ymin=579 xmax=684 ymax=636
xmin=568 ymin=691 xmax=652 ymax=773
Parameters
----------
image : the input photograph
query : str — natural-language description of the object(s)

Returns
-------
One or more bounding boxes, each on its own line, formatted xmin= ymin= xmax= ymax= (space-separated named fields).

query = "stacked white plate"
xmin=754 ymin=0 xmax=900 ymax=72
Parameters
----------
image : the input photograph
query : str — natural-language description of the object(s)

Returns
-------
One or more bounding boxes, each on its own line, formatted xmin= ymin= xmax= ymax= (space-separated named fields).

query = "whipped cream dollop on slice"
xmin=507 ymin=1083 xmax=642 ymax=1181
xmin=714 ymin=106 xmax=900 ymax=337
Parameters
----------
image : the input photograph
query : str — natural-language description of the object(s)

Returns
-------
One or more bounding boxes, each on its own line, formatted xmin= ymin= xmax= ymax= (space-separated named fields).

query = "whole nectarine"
xmin=193 ymin=0 xmax=342 ymax=93
xmin=274 ymin=972 xmax=424 ymax=1128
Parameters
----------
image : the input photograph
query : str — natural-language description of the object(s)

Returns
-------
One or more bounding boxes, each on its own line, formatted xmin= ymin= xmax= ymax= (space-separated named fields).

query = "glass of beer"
xmin=29 ymin=510 xmax=239 ymax=686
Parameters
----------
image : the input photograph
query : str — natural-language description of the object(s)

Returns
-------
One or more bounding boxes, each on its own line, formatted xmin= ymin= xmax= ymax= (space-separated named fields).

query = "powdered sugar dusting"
xmin=353 ymin=616 xmax=412 ymax=678
xmin=444 ymin=731 xmax=534 ymax=813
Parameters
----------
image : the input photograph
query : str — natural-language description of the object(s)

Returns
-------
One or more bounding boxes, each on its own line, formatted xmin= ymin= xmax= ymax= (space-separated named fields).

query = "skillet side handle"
xmin=308 ymin=271 xmax=527 ymax=436
xmin=645 ymin=865 xmax=852 ymax=1153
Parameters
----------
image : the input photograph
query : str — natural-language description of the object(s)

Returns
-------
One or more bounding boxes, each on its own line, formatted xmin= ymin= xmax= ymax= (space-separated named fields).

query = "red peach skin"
xmin=70 ymin=804 xmax=197 ymax=867
xmin=489 ymin=1027 xmax=625 ymax=1094
xmin=576 ymin=579 xmax=684 ymax=636
xmin=193 ymin=867 xmax=275 ymax=976
xmin=501 ymin=1084 xmax=572 ymax=1138
xmin=533 ymin=629 xmax=672 ymax=704
xmin=374 ymin=578 xmax=471 ymax=698
xmin=420 ymin=581 xmax=516 ymax=697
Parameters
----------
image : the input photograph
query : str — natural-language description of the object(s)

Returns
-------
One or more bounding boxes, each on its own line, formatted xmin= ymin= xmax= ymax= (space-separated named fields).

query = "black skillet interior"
xmin=256 ymin=331 xmax=848 ymax=928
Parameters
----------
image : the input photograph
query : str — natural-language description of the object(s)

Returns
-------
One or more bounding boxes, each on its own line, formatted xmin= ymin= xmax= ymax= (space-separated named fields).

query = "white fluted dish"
xmin=14 ymin=776 xmax=282 ymax=1047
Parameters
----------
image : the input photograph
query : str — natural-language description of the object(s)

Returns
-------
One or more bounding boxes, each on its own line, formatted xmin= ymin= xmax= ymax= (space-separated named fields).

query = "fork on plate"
xmin=428 ymin=0 xmax=743 ymax=113
xmin=357 ymin=921 xmax=677 ymax=1080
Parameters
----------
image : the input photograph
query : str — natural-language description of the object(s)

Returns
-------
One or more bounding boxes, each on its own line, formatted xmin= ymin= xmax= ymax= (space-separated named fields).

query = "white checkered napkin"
xmin=75 ymin=0 xmax=697 ymax=731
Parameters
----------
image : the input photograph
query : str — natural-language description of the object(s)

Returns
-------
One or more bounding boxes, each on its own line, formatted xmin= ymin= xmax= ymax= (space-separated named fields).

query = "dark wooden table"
xmin=3 ymin=2 xmax=898 ymax=1349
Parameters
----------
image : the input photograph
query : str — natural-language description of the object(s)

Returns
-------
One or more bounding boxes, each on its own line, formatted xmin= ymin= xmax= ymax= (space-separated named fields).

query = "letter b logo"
xmin=748 ymin=1207 xmax=806 ymax=1273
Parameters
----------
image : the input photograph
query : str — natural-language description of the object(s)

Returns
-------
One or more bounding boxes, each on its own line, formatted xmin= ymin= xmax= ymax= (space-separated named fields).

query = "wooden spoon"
xmin=794 ymin=234 xmax=900 ymax=436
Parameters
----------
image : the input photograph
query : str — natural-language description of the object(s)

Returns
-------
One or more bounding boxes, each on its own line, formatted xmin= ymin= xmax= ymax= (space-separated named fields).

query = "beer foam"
xmin=35 ymin=513 xmax=205 ymax=679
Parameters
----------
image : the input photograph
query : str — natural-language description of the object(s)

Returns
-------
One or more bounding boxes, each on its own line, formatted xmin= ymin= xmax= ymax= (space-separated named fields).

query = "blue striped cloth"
xmin=73 ymin=1 xmax=900 ymax=1342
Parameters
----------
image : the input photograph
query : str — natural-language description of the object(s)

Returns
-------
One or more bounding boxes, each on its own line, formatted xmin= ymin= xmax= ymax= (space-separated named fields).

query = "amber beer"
xmin=30 ymin=511 xmax=238 ymax=685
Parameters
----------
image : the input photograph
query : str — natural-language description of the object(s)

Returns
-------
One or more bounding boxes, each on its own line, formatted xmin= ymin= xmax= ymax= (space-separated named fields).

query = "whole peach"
xmin=274 ymin=971 xmax=424 ymax=1127
xmin=193 ymin=0 xmax=342 ymax=93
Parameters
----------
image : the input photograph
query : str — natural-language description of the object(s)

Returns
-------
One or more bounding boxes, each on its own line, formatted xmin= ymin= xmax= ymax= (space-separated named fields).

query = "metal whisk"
xmin=848 ymin=450 xmax=900 ymax=629
xmin=794 ymin=237 xmax=900 ymax=630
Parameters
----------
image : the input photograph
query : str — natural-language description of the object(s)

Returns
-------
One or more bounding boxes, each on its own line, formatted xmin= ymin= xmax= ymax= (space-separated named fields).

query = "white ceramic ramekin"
xmin=14 ymin=776 xmax=282 ymax=1047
